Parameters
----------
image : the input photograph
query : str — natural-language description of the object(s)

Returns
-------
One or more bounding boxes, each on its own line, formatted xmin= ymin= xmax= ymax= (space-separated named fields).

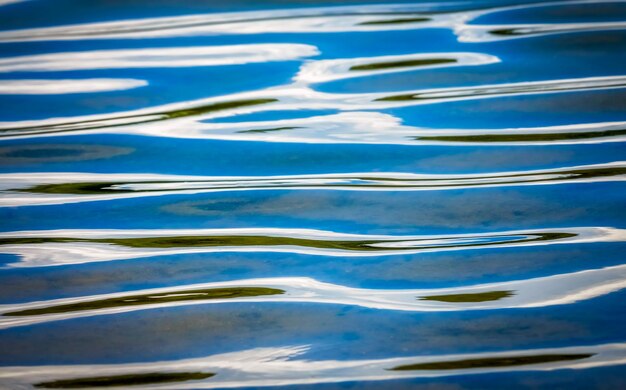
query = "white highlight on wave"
xmin=0 ymin=3 xmax=464 ymax=42
xmin=295 ymin=52 xmax=500 ymax=83
xmin=0 ymin=0 xmax=621 ymax=43
xmin=1 ymin=263 xmax=625 ymax=329
xmin=0 ymin=44 xmax=319 ymax=73
xmin=1 ymin=343 xmax=626 ymax=389
xmin=0 ymin=78 xmax=147 ymax=94
xmin=2 ymin=343 xmax=625 ymax=389
xmin=132 ymin=113 xmax=626 ymax=145
xmin=2 ymin=74 xmax=626 ymax=142
xmin=0 ymin=226 xmax=623 ymax=268
xmin=0 ymin=161 xmax=624 ymax=207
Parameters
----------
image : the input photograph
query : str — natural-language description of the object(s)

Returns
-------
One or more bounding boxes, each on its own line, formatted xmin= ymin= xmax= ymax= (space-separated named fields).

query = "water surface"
xmin=0 ymin=0 xmax=625 ymax=389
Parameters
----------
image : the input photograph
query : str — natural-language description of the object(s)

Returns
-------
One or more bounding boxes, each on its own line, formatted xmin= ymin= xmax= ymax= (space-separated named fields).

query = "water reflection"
xmin=3 ymin=75 xmax=626 ymax=141
xmin=0 ymin=79 xmax=147 ymax=95
xmin=0 ymin=0 xmax=624 ymax=387
xmin=1 ymin=263 xmax=625 ymax=329
xmin=0 ymin=144 xmax=134 ymax=164
xmin=295 ymin=52 xmax=499 ymax=83
xmin=0 ymin=226 xmax=621 ymax=267
xmin=0 ymin=161 xmax=623 ymax=207
xmin=1 ymin=343 xmax=624 ymax=389
xmin=0 ymin=44 xmax=319 ymax=73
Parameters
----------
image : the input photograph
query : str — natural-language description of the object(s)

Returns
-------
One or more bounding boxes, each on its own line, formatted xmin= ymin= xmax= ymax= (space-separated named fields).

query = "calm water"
xmin=0 ymin=0 xmax=625 ymax=388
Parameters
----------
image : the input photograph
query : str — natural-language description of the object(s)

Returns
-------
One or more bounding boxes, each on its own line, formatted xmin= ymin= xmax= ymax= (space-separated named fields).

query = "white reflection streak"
xmin=137 ymin=113 xmax=626 ymax=145
xmin=0 ymin=78 xmax=147 ymax=94
xmin=0 ymin=0 xmax=621 ymax=43
xmin=2 ymin=75 xmax=626 ymax=141
xmin=0 ymin=3 xmax=467 ymax=42
xmin=0 ymin=226 xmax=623 ymax=268
xmin=1 ymin=264 xmax=625 ymax=329
xmin=0 ymin=161 xmax=624 ymax=207
xmin=0 ymin=44 xmax=319 ymax=73
xmin=457 ymin=21 xmax=626 ymax=42
xmin=294 ymin=52 xmax=500 ymax=83
xmin=0 ymin=342 xmax=621 ymax=389
xmin=1 ymin=343 xmax=625 ymax=389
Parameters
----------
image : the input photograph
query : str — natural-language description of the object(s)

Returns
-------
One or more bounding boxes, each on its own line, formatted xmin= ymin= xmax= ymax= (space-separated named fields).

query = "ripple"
xmin=1 ymin=263 xmax=625 ymax=329
xmin=4 ymin=287 xmax=284 ymax=316
xmin=1 ymin=161 xmax=624 ymax=207
xmin=0 ymin=144 xmax=134 ymax=164
xmin=0 ymin=44 xmax=319 ymax=73
xmin=0 ymin=4 xmax=463 ymax=42
xmin=295 ymin=52 xmax=499 ymax=83
xmin=458 ymin=21 xmax=626 ymax=42
xmin=0 ymin=226 xmax=620 ymax=268
xmin=375 ymin=75 xmax=626 ymax=102
xmin=3 ymin=75 xmax=626 ymax=141
xmin=0 ymin=343 xmax=624 ymax=388
xmin=1 ymin=1 xmax=618 ymax=44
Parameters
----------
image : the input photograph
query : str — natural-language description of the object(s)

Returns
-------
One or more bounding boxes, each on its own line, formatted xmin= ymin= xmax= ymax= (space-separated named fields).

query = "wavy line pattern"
xmin=1 ymin=343 xmax=625 ymax=389
xmin=1 ymin=263 xmax=625 ymax=329
xmin=0 ymin=0 xmax=625 ymax=388
xmin=0 ymin=226 xmax=622 ymax=268
xmin=0 ymin=161 xmax=624 ymax=207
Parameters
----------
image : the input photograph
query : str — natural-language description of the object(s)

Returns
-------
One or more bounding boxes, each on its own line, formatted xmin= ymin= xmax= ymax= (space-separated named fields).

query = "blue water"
xmin=0 ymin=0 xmax=625 ymax=388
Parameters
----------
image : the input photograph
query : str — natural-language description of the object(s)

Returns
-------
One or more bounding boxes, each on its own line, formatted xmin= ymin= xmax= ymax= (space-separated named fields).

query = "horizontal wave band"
xmin=0 ymin=0 xmax=619 ymax=43
xmin=1 ymin=262 xmax=625 ymax=326
xmin=2 ymin=75 xmax=626 ymax=140
xmin=0 ymin=161 xmax=624 ymax=207
xmin=0 ymin=226 xmax=623 ymax=268
xmin=2 ymin=342 xmax=626 ymax=389
xmin=0 ymin=44 xmax=319 ymax=73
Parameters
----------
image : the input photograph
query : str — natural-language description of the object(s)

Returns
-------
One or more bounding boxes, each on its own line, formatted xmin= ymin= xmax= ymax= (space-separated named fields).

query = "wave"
xmin=2 ymin=343 xmax=624 ymax=389
xmin=0 ymin=1 xmax=621 ymax=43
xmin=295 ymin=52 xmax=499 ymax=83
xmin=1 ymin=161 xmax=624 ymax=207
xmin=1 ymin=263 xmax=625 ymax=329
xmin=0 ymin=226 xmax=622 ymax=268
xmin=2 ymin=74 xmax=626 ymax=141
xmin=0 ymin=44 xmax=319 ymax=73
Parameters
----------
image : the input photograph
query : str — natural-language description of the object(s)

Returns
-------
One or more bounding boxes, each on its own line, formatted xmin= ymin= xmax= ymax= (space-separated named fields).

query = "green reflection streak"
xmin=390 ymin=353 xmax=594 ymax=371
xmin=236 ymin=126 xmax=302 ymax=134
xmin=35 ymin=372 xmax=215 ymax=388
xmin=417 ymin=128 xmax=626 ymax=142
xmin=376 ymin=80 xmax=626 ymax=102
xmin=0 ymin=98 xmax=277 ymax=137
xmin=0 ymin=232 xmax=577 ymax=253
xmin=16 ymin=166 xmax=626 ymax=196
xmin=350 ymin=58 xmax=456 ymax=71
xmin=4 ymin=287 xmax=284 ymax=316
xmin=359 ymin=17 xmax=431 ymax=25
xmin=419 ymin=290 xmax=514 ymax=302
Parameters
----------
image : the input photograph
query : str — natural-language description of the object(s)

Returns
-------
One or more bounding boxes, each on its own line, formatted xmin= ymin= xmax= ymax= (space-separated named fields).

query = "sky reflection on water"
xmin=0 ymin=0 xmax=625 ymax=389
